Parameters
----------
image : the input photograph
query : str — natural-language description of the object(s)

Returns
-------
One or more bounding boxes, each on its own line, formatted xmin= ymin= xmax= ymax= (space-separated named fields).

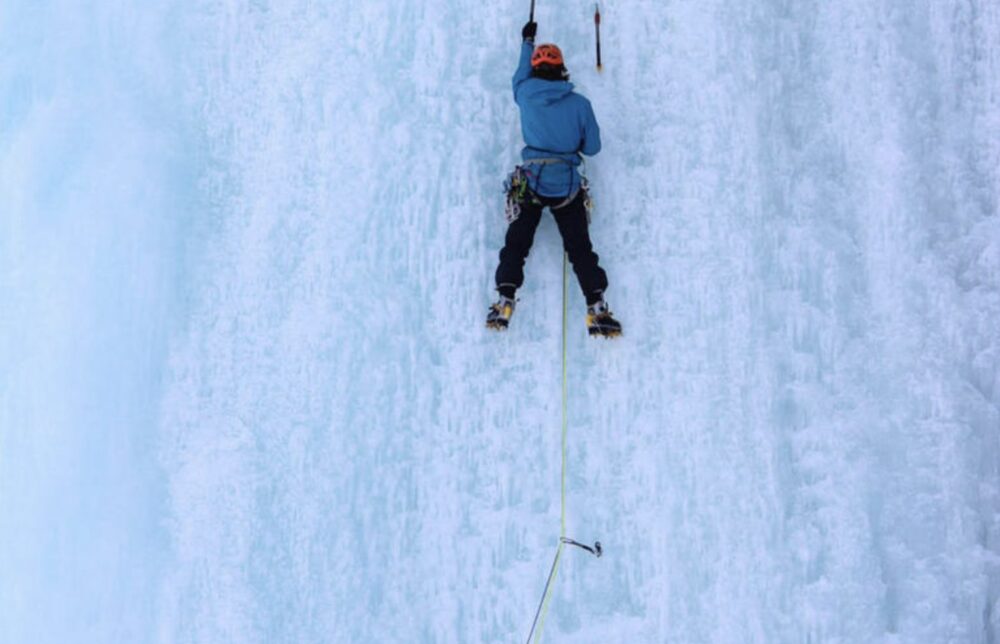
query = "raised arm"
xmin=512 ymin=22 xmax=537 ymax=100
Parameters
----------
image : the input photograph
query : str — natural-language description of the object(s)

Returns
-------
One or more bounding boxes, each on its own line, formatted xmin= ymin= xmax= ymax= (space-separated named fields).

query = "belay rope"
xmin=523 ymin=251 xmax=603 ymax=644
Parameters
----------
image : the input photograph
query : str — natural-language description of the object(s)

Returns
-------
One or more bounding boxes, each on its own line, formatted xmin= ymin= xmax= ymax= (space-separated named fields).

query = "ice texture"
xmin=1 ymin=1 xmax=999 ymax=643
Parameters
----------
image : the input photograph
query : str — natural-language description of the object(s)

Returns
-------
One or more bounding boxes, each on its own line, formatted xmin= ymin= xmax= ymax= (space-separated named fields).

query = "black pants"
xmin=495 ymin=190 xmax=609 ymax=305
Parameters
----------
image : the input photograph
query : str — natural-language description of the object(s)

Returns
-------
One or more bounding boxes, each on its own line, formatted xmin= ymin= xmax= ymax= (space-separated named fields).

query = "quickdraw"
xmin=580 ymin=175 xmax=594 ymax=213
xmin=580 ymin=175 xmax=594 ymax=221
xmin=504 ymin=165 xmax=537 ymax=223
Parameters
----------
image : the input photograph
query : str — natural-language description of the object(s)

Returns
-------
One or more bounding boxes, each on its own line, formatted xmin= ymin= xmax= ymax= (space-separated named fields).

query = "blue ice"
xmin=1 ymin=1 xmax=998 ymax=642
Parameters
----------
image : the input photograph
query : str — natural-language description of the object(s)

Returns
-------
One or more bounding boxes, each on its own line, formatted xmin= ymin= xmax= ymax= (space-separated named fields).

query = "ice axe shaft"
xmin=594 ymin=5 xmax=603 ymax=71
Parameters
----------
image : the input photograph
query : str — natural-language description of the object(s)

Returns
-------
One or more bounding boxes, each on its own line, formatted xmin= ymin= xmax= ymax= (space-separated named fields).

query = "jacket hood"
xmin=519 ymin=78 xmax=575 ymax=106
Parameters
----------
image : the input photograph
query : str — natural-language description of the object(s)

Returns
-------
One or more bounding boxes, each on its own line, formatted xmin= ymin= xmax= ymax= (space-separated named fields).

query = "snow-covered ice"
xmin=2 ymin=1 xmax=999 ymax=642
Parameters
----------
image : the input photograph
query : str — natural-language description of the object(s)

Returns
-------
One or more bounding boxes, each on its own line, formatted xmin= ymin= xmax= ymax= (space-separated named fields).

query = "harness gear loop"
xmin=504 ymin=166 xmax=537 ymax=223
xmin=578 ymin=158 xmax=594 ymax=223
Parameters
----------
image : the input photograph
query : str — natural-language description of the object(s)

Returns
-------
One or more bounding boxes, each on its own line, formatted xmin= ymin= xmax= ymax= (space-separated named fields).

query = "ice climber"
xmin=487 ymin=20 xmax=622 ymax=338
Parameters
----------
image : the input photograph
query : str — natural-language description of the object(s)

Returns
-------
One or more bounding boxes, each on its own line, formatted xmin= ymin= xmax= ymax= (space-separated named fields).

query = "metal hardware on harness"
xmin=580 ymin=175 xmax=594 ymax=223
xmin=504 ymin=166 xmax=531 ymax=224
xmin=505 ymin=156 xmax=593 ymax=223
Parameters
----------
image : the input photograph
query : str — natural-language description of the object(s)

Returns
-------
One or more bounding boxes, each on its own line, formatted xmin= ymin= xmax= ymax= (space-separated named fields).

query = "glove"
xmin=522 ymin=21 xmax=537 ymax=41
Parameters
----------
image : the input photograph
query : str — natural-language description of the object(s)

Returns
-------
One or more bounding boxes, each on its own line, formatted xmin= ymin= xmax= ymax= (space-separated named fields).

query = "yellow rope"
xmin=561 ymin=251 xmax=568 ymax=539
xmin=529 ymin=253 xmax=571 ymax=644
xmin=531 ymin=542 xmax=563 ymax=644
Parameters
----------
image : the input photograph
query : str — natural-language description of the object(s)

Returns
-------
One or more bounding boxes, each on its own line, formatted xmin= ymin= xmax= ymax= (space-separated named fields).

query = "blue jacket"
xmin=513 ymin=41 xmax=601 ymax=198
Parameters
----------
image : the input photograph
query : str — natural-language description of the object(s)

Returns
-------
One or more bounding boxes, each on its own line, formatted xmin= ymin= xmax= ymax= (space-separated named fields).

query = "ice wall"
xmin=2 ymin=1 xmax=998 ymax=642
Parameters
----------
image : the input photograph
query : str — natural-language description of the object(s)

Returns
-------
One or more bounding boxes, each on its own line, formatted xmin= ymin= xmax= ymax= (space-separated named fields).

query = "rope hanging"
xmin=524 ymin=257 xmax=602 ymax=644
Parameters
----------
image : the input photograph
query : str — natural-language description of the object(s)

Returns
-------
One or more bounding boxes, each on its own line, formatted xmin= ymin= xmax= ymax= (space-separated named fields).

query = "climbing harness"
xmin=505 ymin=155 xmax=594 ymax=223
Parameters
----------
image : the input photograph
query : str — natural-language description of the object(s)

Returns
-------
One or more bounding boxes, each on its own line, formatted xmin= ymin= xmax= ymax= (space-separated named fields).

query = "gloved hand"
xmin=522 ymin=21 xmax=537 ymax=41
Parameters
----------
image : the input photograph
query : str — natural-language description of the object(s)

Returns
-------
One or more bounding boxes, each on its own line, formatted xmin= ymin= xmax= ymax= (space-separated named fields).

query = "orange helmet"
xmin=531 ymin=44 xmax=564 ymax=68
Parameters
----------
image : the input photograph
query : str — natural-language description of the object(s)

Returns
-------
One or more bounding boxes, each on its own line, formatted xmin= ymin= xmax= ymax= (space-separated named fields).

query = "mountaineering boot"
xmin=586 ymin=299 xmax=622 ymax=338
xmin=486 ymin=295 xmax=516 ymax=331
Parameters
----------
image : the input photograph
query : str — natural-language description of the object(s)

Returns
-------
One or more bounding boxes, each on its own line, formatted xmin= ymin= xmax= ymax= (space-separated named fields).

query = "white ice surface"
xmin=2 ymin=2 xmax=999 ymax=643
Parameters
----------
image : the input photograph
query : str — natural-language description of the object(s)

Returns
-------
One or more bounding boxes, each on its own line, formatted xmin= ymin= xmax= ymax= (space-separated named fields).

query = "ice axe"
xmin=594 ymin=4 xmax=603 ymax=71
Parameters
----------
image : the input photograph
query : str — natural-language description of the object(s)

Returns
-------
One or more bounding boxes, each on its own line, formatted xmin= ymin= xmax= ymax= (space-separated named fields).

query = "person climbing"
xmin=487 ymin=20 xmax=622 ymax=338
